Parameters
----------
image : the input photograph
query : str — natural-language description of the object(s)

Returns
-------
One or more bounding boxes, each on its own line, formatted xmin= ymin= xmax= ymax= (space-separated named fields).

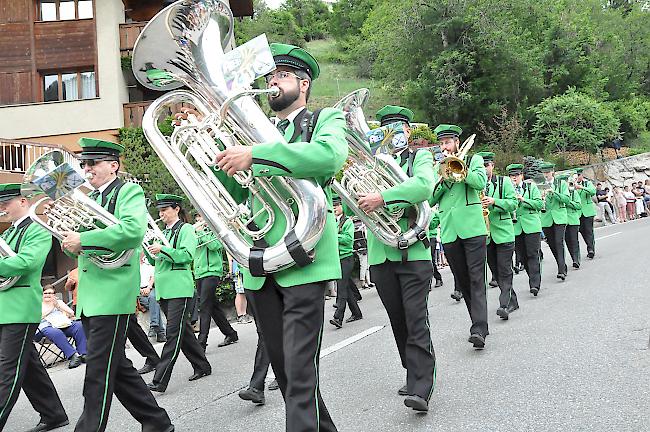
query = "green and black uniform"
xmin=575 ymin=171 xmax=597 ymax=257
xmin=564 ymin=177 xmax=583 ymax=268
xmin=539 ymin=164 xmax=571 ymax=278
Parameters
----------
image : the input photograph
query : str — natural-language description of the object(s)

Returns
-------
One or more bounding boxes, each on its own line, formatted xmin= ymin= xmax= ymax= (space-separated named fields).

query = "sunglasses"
xmin=79 ymin=159 xmax=115 ymax=168
xmin=264 ymin=70 xmax=304 ymax=83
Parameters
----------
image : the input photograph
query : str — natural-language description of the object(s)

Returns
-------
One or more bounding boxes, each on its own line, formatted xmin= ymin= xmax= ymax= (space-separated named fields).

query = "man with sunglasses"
xmin=61 ymin=138 xmax=173 ymax=432
xmin=431 ymin=124 xmax=489 ymax=349
xmin=210 ymin=44 xmax=347 ymax=432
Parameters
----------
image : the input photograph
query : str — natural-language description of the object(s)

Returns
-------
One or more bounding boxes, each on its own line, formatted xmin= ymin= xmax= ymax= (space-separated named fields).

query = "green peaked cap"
xmin=270 ymin=43 xmax=320 ymax=80
xmin=78 ymin=138 xmax=124 ymax=160
xmin=539 ymin=162 xmax=555 ymax=172
xmin=0 ymin=183 xmax=22 ymax=202
xmin=433 ymin=124 xmax=462 ymax=139
xmin=575 ymin=168 xmax=584 ymax=174
xmin=556 ymin=173 xmax=569 ymax=180
xmin=155 ymin=194 xmax=184 ymax=208
xmin=375 ymin=105 xmax=414 ymax=126
xmin=506 ymin=163 xmax=524 ymax=174
xmin=476 ymin=151 xmax=494 ymax=162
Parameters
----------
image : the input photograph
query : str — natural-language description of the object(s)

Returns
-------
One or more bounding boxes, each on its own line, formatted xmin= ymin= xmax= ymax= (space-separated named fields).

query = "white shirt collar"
xmin=12 ymin=214 xmax=29 ymax=228
xmin=95 ymin=176 xmax=119 ymax=194
xmin=274 ymin=106 xmax=307 ymax=126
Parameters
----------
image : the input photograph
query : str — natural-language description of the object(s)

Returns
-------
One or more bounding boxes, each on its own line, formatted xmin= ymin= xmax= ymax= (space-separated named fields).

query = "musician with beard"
xmin=207 ymin=43 xmax=347 ymax=432
xmin=539 ymin=162 xmax=570 ymax=281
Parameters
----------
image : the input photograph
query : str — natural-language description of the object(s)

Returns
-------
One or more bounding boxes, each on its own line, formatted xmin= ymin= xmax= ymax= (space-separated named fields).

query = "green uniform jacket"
xmin=428 ymin=210 xmax=440 ymax=240
xmin=77 ymin=181 xmax=146 ymax=317
xmin=566 ymin=189 xmax=582 ymax=226
xmin=337 ymin=216 xmax=354 ymax=259
xmin=152 ymin=221 xmax=197 ymax=300
xmin=367 ymin=149 xmax=434 ymax=266
xmin=0 ymin=220 xmax=52 ymax=324
xmin=485 ymin=175 xmax=517 ymax=244
xmin=431 ymin=154 xmax=488 ymax=244
xmin=577 ymin=179 xmax=597 ymax=217
xmin=541 ymin=179 xmax=570 ymax=227
xmin=213 ymin=107 xmax=348 ymax=289
xmin=512 ymin=182 xmax=543 ymax=236
xmin=193 ymin=231 xmax=224 ymax=279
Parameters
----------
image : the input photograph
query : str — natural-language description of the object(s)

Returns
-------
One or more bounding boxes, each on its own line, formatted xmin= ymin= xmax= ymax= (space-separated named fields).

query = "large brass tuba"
xmin=331 ymin=89 xmax=431 ymax=249
xmin=131 ymin=0 xmax=327 ymax=275
xmin=21 ymin=150 xmax=134 ymax=269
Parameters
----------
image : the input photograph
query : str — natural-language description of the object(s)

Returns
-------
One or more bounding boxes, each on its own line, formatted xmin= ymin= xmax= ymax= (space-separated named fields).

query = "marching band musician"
xmin=357 ymin=105 xmax=436 ymax=412
xmin=61 ymin=139 xmax=173 ymax=432
xmin=563 ymin=173 xmax=583 ymax=270
xmin=428 ymin=209 xmax=444 ymax=288
xmin=207 ymin=43 xmax=347 ymax=431
xmin=0 ymin=183 xmax=69 ymax=432
xmin=539 ymin=162 xmax=571 ymax=281
xmin=574 ymin=168 xmax=597 ymax=259
xmin=431 ymin=124 xmax=489 ymax=349
xmin=478 ymin=152 xmax=519 ymax=320
xmin=146 ymin=194 xmax=211 ymax=393
xmin=507 ymin=164 xmax=544 ymax=296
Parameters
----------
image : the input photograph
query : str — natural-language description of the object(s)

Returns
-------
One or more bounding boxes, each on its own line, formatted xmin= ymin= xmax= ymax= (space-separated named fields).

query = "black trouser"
xmin=486 ymin=241 xmax=517 ymax=310
xmin=579 ymin=215 xmax=595 ymax=255
xmin=246 ymin=291 xmax=271 ymax=392
xmin=246 ymin=279 xmax=337 ymax=432
xmin=153 ymin=298 xmax=211 ymax=391
xmin=543 ymin=224 xmax=567 ymax=275
xmin=565 ymin=224 xmax=581 ymax=266
xmin=333 ymin=256 xmax=362 ymax=321
xmin=75 ymin=315 xmax=171 ymax=432
xmin=515 ymin=232 xmax=542 ymax=290
xmin=443 ymin=235 xmax=489 ymax=337
xmin=430 ymin=238 xmax=442 ymax=282
xmin=127 ymin=313 xmax=160 ymax=367
xmin=197 ymin=276 xmax=237 ymax=346
xmin=371 ymin=260 xmax=436 ymax=401
xmin=0 ymin=323 xmax=67 ymax=430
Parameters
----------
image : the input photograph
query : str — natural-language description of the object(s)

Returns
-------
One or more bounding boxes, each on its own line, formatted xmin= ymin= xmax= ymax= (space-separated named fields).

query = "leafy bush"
xmin=609 ymin=98 xmax=650 ymax=141
xmin=215 ymin=278 xmax=236 ymax=304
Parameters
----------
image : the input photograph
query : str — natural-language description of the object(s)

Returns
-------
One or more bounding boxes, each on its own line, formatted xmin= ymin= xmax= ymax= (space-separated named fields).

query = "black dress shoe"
xmin=434 ymin=279 xmax=443 ymax=288
xmin=496 ymin=307 xmax=509 ymax=320
xmin=345 ymin=315 xmax=363 ymax=323
xmin=137 ymin=363 xmax=156 ymax=374
xmin=587 ymin=251 xmax=594 ymax=259
xmin=488 ymin=279 xmax=499 ymax=288
xmin=217 ymin=333 xmax=239 ymax=347
xmin=27 ymin=419 xmax=69 ymax=432
xmin=156 ymin=332 xmax=167 ymax=343
xmin=404 ymin=395 xmax=428 ymax=412
xmin=450 ymin=290 xmax=463 ymax=302
xmin=397 ymin=384 xmax=408 ymax=396
xmin=80 ymin=354 xmax=87 ymax=363
xmin=530 ymin=287 xmax=539 ymax=296
xmin=147 ymin=382 xmax=166 ymax=393
xmin=556 ymin=273 xmax=566 ymax=281
xmin=238 ymin=387 xmax=265 ymax=405
xmin=188 ymin=369 xmax=211 ymax=381
xmin=506 ymin=305 xmax=519 ymax=314
xmin=468 ymin=333 xmax=485 ymax=349
xmin=573 ymin=262 xmax=580 ymax=269
xmin=268 ymin=379 xmax=279 ymax=391
xmin=68 ymin=353 xmax=83 ymax=369
xmin=329 ymin=318 xmax=342 ymax=329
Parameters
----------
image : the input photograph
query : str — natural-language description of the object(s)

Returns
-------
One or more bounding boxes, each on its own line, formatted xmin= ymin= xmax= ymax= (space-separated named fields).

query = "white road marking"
xmin=320 ymin=326 xmax=385 ymax=358
xmin=596 ymin=232 xmax=621 ymax=241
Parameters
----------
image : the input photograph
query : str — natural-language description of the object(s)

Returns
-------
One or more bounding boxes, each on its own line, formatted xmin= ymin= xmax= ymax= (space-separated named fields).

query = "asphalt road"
xmin=6 ymin=219 xmax=650 ymax=432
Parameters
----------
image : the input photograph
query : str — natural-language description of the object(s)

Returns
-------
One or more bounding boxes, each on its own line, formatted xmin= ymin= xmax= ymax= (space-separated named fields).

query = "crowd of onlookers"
xmin=595 ymin=179 xmax=650 ymax=224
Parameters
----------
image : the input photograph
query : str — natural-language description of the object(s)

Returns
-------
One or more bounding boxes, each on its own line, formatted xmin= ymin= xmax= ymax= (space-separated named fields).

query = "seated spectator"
xmin=34 ymin=286 xmax=87 ymax=369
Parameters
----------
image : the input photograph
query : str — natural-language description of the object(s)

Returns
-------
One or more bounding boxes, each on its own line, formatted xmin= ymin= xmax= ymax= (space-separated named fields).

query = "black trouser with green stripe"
xmin=127 ymin=314 xmax=160 ymax=367
xmin=247 ymin=279 xmax=338 ymax=432
xmin=371 ymin=260 xmax=436 ymax=401
xmin=197 ymin=276 xmax=237 ymax=347
xmin=515 ymin=232 xmax=542 ymax=290
xmin=75 ymin=315 xmax=171 ymax=432
xmin=564 ymin=224 xmax=581 ymax=266
xmin=579 ymin=215 xmax=595 ymax=255
xmin=0 ymin=323 xmax=67 ymax=430
xmin=333 ymin=256 xmax=362 ymax=321
xmin=486 ymin=240 xmax=518 ymax=310
xmin=543 ymin=224 xmax=567 ymax=275
xmin=153 ymin=298 xmax=211 ymax=391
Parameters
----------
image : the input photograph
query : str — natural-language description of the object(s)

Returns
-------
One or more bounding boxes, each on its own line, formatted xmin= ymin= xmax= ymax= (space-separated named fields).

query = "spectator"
xmin=633 ymin=182 xmax=646 ymax=217
xmin=613 ymin=186 xmax=627 ymax=222
xmin=35 ymin=286 xmax=87 ymax=369
xmin=231 ymin=260 xmax=253 ymax=324
xmin=623 ymin=186 xmax=636 ymax=220
xmin=64 ymin=267 xmax=78 ymax=312
xmin=596 ymin=183 xmax=616 ymax=224
xmin=353 ymin=221 xmax=374 ymax=289
xmin=138 ymin=253 xmax=166 ymax=342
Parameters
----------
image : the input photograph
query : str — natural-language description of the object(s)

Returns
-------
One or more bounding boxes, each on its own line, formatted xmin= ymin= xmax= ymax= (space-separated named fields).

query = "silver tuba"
xmin=0 ymin=236 xmax=19 ymax=291
xmin=131 ymin=0 xmax=327 ymax=275
xmin=331 ymin=89 xmax=431 ymax=249
xmin=21 ymin=150 xmax=134 ymax=269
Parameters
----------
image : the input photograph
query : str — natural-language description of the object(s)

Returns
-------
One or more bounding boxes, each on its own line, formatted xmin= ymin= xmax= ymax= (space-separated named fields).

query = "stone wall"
xmin=561 ymin=152 xmax=650 ymax=187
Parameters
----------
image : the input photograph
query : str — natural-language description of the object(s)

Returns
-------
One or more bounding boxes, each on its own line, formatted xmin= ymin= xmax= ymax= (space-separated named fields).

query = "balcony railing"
xmin=123 ymin=100 xmax=192 ymax=129
xmin=0 ymin=139 xmax=69 ymax=174
xmin=119 ymin=22 xmax=148 ymax=56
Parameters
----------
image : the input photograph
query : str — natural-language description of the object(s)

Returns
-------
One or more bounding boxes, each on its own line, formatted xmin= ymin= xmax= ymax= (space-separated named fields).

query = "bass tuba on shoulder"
xmin=131 ymin=0 xmax=327 ymax=276
xmin=331 ymin=89 xmax=431 ymax=249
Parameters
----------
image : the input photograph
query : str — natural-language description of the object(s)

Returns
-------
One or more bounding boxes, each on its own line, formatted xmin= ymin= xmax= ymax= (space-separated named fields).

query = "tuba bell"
xmin=131 ymin=0 xmax=327 ymax=276
xmin=331 ymin=89 xmax=431 ymax=249
xmin=21 ymin=150 xmax=134 ymax=269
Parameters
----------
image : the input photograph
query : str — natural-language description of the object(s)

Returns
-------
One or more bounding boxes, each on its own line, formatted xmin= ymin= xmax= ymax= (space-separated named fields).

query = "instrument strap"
xmin=400 ymin=148 xmax=429 ymax=262
xmin=284 ymin=229 xmax=314 ymax=268
xmin=246 ymin=220 xmax=270 ymax=278
xmin=10 ymin=219 xmax=33 ymax=253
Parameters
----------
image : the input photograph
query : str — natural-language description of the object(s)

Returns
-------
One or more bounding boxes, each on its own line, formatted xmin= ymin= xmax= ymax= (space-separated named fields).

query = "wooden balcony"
xmin=119 ymin=22 xmax=147 ymax=56
xmin=0 ymin=139 xmax=67 ymax=175
xmin=123 ymin=100 xmax=192 ymax=129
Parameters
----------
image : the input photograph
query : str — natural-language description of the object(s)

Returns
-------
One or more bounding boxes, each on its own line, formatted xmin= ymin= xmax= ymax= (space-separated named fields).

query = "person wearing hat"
xmin=61 ymin=138 xmax=173 ymax=432
xmin=201 ymin=43 xmax=346 ymax=431
xmin=428 ymin=209 xmax=444 ymax=288
xmin=0 ymin=184 xmax=69 ymax=432
xmin=574 ymin=168 xmax=597 ymax=259
xmin=193 ymin=214 xmax=239 ymax=351
xmin=478 ymin=152 xmax=519 ymax=320
xmin=539 ymin=162 xmax=570 ymax=281
xmin=563 ymin=173 xmax=583 ymax=270
xmin=507 ymin=163 xmax=544 ymax=296
xmin=329 ymin=195 xmax=362 ymax=329
xmin=357 ymin=105 xmax=436 ymax=412
xmin=146 ymin=194 xmax=211 ymax=393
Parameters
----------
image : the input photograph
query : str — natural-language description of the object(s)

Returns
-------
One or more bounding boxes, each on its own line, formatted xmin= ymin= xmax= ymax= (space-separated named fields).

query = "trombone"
xmin=435 ymin=134 xmax=476 ymax=186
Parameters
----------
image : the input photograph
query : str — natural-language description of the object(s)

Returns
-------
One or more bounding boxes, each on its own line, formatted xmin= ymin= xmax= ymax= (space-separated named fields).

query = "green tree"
xmin=234 ymin=1 xmax=304 ymax=47
xmin=281 ymin=0 xmax=331 ymax=41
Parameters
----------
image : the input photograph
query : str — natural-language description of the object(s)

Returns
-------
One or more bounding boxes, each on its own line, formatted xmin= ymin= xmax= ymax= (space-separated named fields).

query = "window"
xmin=38 ymin=0 xmax=93 ymax=21
xmin=42 ymin=70 xmax=96 ymax=102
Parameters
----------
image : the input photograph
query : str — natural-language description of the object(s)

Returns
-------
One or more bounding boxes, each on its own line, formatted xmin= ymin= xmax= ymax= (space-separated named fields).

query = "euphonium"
xmin=331 ymin=89 xmax=431 ymax=249
xmin=0 ymin=236 xmax=19 ymax=291
xmin=21 ymin=150 xmax=134 ymax=269
xmin=132 ymin=0 xmax=327 ymax=275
